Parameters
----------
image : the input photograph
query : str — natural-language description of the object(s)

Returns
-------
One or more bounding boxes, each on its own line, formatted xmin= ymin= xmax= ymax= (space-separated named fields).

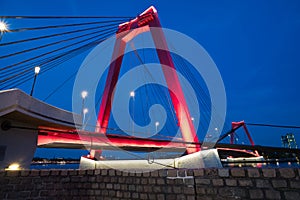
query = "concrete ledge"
xmin=0 ymin=88 xmax=81 ymax=128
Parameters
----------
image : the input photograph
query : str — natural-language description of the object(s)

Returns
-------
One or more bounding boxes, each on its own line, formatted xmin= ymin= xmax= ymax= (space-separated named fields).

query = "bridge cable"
xmin=246 ymin=123 xmax=300 ymax=129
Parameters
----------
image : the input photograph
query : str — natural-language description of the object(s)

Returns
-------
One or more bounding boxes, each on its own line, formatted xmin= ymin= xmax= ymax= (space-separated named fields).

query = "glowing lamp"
xmin=81 ymin=91 xmax=88 ymax=99
xmin=0 ymin=21 xmax=8 ymax=32
xmin=34 ymin=66 xmax=40 ymax=75
xmin=6 ymin=163 xmax=20 ymax=170
xmin=130 ymin=91 xmax=135 ymax=97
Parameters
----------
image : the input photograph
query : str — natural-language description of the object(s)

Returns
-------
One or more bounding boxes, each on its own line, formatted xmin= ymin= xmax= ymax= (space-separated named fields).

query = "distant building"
xmin=281 ymin=133 xmax=298 ymax=149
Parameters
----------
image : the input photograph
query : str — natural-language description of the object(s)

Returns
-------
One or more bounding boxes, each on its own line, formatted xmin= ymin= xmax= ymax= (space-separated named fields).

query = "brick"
xmin=272 ymin=180 xmax=287 ymax=188
xmin=121 ymin=184 xmax=128 ymax=191
xmin=218 ymin=168 xmax=229 ymax=177
xmin=173 ymin=186 xmax=183 ymax=194
xmin=232 ymin=188 xmax=247 ymax=198
xmin=128 ymin=184 xmax=136 ymax=191
xmin=143 ymin=185 xmax=152 ymax=193
xmin=101 ymin=169 xmax=108 ymax=176
xmin=247 ymin=168 xmax=260 ymax=177
xmin=238 ymin=179 xmax=253 ymax=187
xmin=51 ymin=170 xmax=60 ymax=176
xmin=129 ymin=172 xmax=135 ymax=177
xmin=187 ymin=169 xmax=193 ymax=176
xmin=60 ymin=170 xmax=68 ymax=176
xmin=40 ymin=170 xmax=50 ymax=176
xmin=187 ymin=195 xmax=195 ymax=200
xmin=166 ymin=194 xmax=176 ymax=199
xmin=114 ymin=183 xmax=121 ymax=190
xmin=29 ymin=170 xmax=40 ymax=176
xmin=106 ymin=183 xmax=113 ymax=189
xmin=249 ymin=189 xmax=264 ymax=199
xmin=196 ymin=187 xmax=206 ymax=194
xmin=157 ymin=194 xmax=165 ymax=200
xmin=131 ymin=192 xmax=139 ymax=199
xmin=151 ymin=170 xmax=159 ymax=177
xmin=159 ymin=169 xmax=168 ymax=177
xmin=230 ymin=168 xmax=245 ymax=177
xmin=78 ymin=170 xmax=86 ymax=176
xmin=205 ymin=168 xmax=218 ymax=176
xmin=157 ymin=178 xmax=165 ymax=185
xmin=91 ymin=183 xmax=98 ymax=189
xmin=39 ymin=190 xmax=49 ymax=197
xmin=108 ymin=169 xmax=115 ymax=176
xmin=61 ymin=177 xmax=70 ymax=183
xmin=290 ymin=180 xmax=300 ymax=189
xmin=141 ymin=178 xmax=148 ymax=184
xmin=87 ymin=169 xmax=94 ymax=175
xmin=153 ymin=186 xmax=162 ymax=193
xmin=218 ymin=188 xmax=231 ymax=197
xmin=284 ymin=191 xmax=300 ymax=200
xmin=197 ymin=197 xmax=212 ymax=200
xmin=183 ymin=187 xmax=194 ymax=194
xmin=193 ymin=169 xmax=204 ymax=177
xmin=195 ymin=178 xmax=210 ymax=185
xmin=176 ymin=194 xmax=185 ymax=200
xmin=178 ymin=170 xmax=186 ymax=177
xmin=140 ymin=193 xmax=148 ymax=200
xmin=6 ymin=170 xmax=20 ymax=177
xmin=225 ymin=179 xmax=237 ymax=186
xmin=167 ymin=169 xmax=177 ymax=177
xmin=184 ymin=178 xmax=194 ymax=186
xmin=256 ymin=179 xmax=271 ymax=188
xmin=148 ymin=178 xmax=156 ymax=184
xmin=88 ymin=176 xmax=96 ymax=182
xmin=68 ymin=170 xmax=77 ymax=176
xmin=116 ymin=170 xmax=122 ymax=176
xmin=212 ymin=179 xmax=224 ymax=186
xmin=136 ymin=185 xmax=143 ymax=192
xmin=279 ymin=168 xmax=295 ymax=178
xmin=143 ymin=172 xmax=150 ymax=177
xmin=262 ymin=169 xmax=276 ymax=177
xmin=20 ymin=170 xmax=30 ymax=176
xmin=265 ymin=189 xmax=281 ymax=200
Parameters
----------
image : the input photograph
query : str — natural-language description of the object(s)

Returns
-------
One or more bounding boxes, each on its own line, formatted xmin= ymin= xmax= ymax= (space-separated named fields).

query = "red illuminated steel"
xmin=231 ymin=121 xmax=255 ymax=146
xmin=95 ymin=6 xmax=200 ymax=156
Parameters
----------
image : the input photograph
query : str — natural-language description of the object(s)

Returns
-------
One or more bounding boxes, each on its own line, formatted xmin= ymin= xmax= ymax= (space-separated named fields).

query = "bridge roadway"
xmin=38 ymin=128 xmax=300 ymax=159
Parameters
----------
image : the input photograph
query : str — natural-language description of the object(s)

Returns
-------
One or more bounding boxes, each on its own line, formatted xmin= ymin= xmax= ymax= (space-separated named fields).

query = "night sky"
xmin=1 ymin=0 xmax=300 ymax=158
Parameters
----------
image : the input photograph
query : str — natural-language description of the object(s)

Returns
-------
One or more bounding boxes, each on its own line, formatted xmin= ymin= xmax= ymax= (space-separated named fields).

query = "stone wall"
xmin=0 ymin=168 xmax=300 ymax=200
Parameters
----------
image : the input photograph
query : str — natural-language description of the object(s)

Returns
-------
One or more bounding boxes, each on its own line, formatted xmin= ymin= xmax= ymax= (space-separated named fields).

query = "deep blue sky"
xmin=1 ymin=0 xmax=300 ymax=157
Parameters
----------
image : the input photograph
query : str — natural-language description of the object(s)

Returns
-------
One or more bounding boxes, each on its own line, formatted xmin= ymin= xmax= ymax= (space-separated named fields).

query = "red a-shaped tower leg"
xmin=93 ymin=6 xmax=200 ymax=158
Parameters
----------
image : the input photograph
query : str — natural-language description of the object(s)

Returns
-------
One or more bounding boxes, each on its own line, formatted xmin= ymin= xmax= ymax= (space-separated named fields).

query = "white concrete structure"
xmin=0 ymin=89 xmax=80 ymax=169
xmin=80 ymin=149 xmax=222 ymax=172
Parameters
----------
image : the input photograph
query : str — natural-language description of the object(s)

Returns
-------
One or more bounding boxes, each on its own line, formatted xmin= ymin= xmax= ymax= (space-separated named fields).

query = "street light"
xmin=155 ymin=121 xmax=160 ymax=133
xmin=82 ymin=108 xmax=88 ymax=130
xmin=30 ymin=66 xmax=40 ymax=96
xmin=130 ymin=91 xmax=135 ymax=135
xmin=81 ymin=90 xmax=88 ymax=121
xmin=130 ymin=91 xmax=135 ymax=98
xmin=0 ymin=21 xmax=8 ymax=42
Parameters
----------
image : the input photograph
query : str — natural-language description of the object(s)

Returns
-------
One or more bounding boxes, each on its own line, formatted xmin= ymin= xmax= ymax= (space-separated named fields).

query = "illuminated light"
xmin=214 ymin=127 xmax=218 ymax=131
xmin=6 ymin=163 xmax=20 ymax=170
xmin=155 ymin=121 xmax=160 ymax=133
xmin=191 ymin=117 xmax=194 ymax=121
xmin=83 ymin=108 xmax=88 ymax=114
xmin=34 ymin=66 xmax=40 ymax=75
xmin=0 ymin=21 xmax=8 ymax=32
xmin=81 ymin=91 xmax=88 ymax=99
xmin=130 ymin=91 xmax=135 ymax=98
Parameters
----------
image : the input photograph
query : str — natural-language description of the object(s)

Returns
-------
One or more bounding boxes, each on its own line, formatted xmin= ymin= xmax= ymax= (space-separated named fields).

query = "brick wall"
xmin=0 ymin=168 xmax=300 ymax=199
